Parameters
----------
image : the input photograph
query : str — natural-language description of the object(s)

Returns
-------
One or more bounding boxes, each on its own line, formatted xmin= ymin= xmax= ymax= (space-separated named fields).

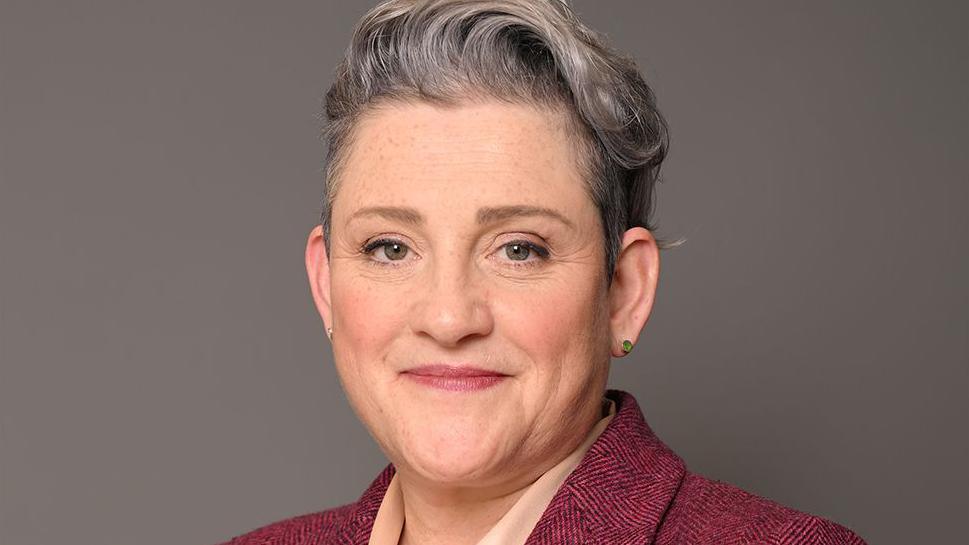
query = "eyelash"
xmin=360 ymin=238 xmax=550 ymax=268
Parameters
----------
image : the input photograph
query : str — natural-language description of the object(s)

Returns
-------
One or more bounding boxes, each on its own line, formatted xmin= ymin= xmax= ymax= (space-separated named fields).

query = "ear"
xmin=607 ymin=227 xmax=660 ymax=358
xmin=305 ymin=224 xmax=333 ymax=336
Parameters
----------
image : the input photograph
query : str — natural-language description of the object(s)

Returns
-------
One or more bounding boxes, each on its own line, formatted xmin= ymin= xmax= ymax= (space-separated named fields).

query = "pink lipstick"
xmin=402 ymin=365 xmax=508 ymax=392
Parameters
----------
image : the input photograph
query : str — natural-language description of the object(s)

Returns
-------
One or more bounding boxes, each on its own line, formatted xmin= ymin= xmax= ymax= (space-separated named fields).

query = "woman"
xmin=222 ymin=1 xmax=867 ymax=544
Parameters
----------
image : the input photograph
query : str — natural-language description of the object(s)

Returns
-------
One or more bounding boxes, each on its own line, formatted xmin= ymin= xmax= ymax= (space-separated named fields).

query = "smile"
xmin=401 ymin=365 xmax=509 ymax=392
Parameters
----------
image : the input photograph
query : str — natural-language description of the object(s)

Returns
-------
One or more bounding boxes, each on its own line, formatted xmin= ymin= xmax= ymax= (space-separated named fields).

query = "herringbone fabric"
xmin=220 ymin=390 xmax=867 ymax=545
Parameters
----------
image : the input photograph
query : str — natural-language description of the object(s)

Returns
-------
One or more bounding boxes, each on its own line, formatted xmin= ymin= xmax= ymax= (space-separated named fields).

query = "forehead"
xmin=334 ymin=100 xmax=591 ymax=213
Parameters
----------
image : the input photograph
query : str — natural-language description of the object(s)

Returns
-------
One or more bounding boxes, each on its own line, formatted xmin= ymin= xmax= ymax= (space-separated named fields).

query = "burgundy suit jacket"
xmin=221 ymin=390 xmax=867 ymax=544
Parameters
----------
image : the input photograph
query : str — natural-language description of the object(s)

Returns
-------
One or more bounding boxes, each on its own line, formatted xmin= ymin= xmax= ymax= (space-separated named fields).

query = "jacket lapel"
xmin=524 ymin=389 xmax=686 ymax=545
xmin=333 ymin=465 xmax=395 ymax=545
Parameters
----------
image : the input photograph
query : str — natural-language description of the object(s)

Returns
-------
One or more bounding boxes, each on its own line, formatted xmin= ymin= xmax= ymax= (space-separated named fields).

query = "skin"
xmin=305 ymin=100 xmax=660 ymax=545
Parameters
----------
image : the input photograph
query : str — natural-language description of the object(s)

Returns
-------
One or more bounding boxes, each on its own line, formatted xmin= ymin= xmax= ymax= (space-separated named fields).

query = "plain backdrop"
xmin=1 ymin=1 xmax=966 ymax=544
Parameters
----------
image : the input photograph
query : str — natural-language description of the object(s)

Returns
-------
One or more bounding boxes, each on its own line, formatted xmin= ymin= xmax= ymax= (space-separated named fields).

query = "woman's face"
xmin=315 ymin=100 xmax=614 ymax=488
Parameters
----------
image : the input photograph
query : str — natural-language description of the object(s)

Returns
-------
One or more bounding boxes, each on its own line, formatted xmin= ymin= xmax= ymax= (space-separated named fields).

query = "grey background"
xmin=1 ymin=1 xmax=965 ymax=544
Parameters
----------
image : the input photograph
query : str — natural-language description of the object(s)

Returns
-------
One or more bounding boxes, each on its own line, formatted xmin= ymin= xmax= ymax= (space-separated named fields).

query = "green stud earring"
xmin=621 ymin=339 xmax=633 ymax=354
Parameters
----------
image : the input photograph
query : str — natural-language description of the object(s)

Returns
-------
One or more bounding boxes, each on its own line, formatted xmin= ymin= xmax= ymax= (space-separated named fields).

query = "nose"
xmin=410 ymin=257 xmax=494 ymax=347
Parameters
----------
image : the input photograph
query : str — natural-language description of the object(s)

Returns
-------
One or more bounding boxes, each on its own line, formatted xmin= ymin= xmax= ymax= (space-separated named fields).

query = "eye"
xmin=505 ymin=243 xmax=531 ymax=261
xmin=498 ymin=240 xmax=550 ymax=265
xmin=362 ymin=238 xmax=412 ymax=264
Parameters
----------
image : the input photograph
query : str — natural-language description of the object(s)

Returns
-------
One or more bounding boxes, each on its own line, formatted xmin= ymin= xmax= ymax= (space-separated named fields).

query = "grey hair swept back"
xmin=320 ymin=0 xmax=682 ymax=283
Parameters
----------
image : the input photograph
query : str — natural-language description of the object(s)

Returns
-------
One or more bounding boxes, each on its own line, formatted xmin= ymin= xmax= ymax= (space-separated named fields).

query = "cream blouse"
xmin=367 ymin=397 xmax=617 ymax=545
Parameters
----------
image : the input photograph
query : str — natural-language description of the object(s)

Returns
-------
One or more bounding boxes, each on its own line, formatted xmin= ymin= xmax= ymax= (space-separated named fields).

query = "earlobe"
xmin=607 ymin=227 xmax=660 ymax=358
xmin=305 ymin=224 xmax=334 ymax=333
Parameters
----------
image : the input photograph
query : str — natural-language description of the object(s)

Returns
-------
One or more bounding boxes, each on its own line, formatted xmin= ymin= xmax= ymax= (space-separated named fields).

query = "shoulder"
xmin=658 ymin=471 xmax=868 ymax=545
xmin=216 ymin=503 xmax=355 ymax=545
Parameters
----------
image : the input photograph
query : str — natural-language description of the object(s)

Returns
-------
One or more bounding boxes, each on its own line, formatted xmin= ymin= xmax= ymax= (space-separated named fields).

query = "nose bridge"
xmin=412 ymin=243 xmax=492 ymax=345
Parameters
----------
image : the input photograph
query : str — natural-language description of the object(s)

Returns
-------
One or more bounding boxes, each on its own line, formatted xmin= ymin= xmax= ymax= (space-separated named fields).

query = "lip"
xmin=402 ymin=365 xmax=509 ymax=392
xmin=404 ymin=364 xmax=507 ymax=377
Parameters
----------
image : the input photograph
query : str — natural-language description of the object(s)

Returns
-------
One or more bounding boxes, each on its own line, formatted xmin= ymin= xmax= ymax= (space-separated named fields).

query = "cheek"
xmin=496 ymin=277 xmax=605 ymax=368
xmin=328 ymin=272 xmax=409 ymax=440
xmin=330 ymin=273 xmax=407 ymax=365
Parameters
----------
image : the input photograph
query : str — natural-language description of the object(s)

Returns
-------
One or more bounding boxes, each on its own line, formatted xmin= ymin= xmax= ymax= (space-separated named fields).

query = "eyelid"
xmin=494 ymin=231 xmax=550 ymax=251
xmin=361 ymin=237 xmax=405 ymax=253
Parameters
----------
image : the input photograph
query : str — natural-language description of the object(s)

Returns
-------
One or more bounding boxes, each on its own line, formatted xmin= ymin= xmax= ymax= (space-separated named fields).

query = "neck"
xmin=396 ymin=472 xmax=536 ymax=545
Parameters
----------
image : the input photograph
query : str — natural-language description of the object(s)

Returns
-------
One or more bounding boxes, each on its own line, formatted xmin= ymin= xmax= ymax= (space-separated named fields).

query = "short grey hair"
xmin=320 ymin=0 xmax=681 ymax=283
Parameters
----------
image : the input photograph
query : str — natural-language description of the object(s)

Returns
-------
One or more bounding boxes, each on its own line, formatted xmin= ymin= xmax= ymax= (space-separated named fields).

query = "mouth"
xmin=401 ymin=364 xmax=510 ymax=392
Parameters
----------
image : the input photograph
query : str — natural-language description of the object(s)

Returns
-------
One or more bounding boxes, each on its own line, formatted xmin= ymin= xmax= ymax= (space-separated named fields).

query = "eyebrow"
xmin=348 ymin=205 xmax=574 ymax=229
xmin=349 ymin=206 xmax=424 ymax=226
xmin=476 ymin=205 xmax=574 ymax=229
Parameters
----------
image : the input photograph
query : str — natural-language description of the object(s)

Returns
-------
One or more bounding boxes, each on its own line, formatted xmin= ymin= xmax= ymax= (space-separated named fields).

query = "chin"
xmin=410 ymin=455 xmax=495 ymax=484
xmin=403 ymin=432 xmax=506 ymax=484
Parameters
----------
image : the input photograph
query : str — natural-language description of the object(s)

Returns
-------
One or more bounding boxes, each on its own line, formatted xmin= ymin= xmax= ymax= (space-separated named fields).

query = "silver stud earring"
xmin=326 ymin=327 xmax=333 ymax=340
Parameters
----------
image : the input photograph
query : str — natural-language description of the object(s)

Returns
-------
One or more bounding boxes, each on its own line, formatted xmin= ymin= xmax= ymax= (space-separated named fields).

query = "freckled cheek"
xmin=331 ymin=278 xmax=407 ymax=360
